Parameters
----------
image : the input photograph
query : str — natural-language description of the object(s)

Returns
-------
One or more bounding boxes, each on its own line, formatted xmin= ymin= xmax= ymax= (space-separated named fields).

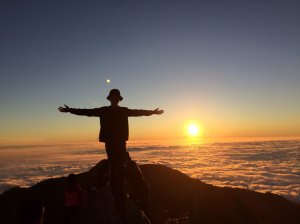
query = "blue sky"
xmin=1 ymin=0 xmax=300 ymax=144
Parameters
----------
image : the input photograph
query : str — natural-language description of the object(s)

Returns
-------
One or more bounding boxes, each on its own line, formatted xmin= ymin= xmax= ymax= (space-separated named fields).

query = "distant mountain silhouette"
xmin=1 ymin=160 xmax=300 ymax=224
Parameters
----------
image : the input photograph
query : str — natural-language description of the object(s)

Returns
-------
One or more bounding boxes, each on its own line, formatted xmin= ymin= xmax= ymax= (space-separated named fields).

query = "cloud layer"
xmin=1 ymin=140 xmax=299 ymax=204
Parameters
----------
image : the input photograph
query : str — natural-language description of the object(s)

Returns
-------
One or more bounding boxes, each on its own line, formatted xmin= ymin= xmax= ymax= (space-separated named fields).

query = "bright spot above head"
xmin=188 ymin=124 xmax=199 ymax=136
xmin=106 ymin=79 xmax=111 ymax=83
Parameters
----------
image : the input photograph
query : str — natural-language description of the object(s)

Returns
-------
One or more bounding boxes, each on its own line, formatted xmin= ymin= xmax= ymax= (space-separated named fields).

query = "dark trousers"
xmin=64 ymin=205 xmax=82 ymax=224
xmin=105 ymin=141 xmax=149 ymax=212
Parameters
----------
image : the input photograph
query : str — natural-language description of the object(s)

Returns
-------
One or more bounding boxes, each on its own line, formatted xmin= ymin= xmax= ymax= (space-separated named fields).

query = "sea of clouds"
xmin=0 ymin=140 xmax=299 ymax=203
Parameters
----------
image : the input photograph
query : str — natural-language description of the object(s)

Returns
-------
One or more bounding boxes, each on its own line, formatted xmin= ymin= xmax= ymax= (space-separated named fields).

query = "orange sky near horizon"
xmin=1 ymin=108 xmax=300 ymax=146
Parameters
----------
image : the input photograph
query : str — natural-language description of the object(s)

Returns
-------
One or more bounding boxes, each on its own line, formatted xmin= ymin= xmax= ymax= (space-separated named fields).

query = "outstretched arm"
xmin=58 ymin=104 xmax=71 ymax=113
xmin=128 ymin=108 xmax=164 ymax=117
xmin=58 ymin=104 xmax=101 ymax=117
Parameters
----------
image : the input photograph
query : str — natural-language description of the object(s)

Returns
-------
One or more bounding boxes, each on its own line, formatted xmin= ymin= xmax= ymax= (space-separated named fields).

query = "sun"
xmin=184 ymin=121 xmax=203 ymax=138
xmin=184 ymin=120 xmax=203 ymax=139
xmin=188 ymin=124 xmax=199 ymax=136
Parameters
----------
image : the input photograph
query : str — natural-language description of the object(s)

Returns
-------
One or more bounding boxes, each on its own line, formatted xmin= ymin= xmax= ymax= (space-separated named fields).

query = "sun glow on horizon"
xmin=184 ymin=121 xmax=203 ymax=138
xmin=188 ymin=124 xmax=199 ymax=136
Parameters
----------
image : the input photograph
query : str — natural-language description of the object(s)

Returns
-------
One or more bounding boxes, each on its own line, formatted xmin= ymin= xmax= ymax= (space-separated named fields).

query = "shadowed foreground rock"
xmin=73 ymin=185 xmax=150 ymax=224
xmin=1 ymin=160 xmax=300 ymax=224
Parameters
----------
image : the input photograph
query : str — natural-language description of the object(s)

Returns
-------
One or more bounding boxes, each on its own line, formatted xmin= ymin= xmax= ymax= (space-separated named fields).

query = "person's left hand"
xmin=153 ymin=108 xmax=164 ymax=115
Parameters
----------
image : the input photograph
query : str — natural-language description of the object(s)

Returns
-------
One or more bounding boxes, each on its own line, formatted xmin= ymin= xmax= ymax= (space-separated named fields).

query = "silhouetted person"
xmin=58 ymin=89 xmax=163 ymax=213
xmin=18 ymin=198 xmax=45 ymax=224
xmin=64 ymin=173 xmax=85 ymax=224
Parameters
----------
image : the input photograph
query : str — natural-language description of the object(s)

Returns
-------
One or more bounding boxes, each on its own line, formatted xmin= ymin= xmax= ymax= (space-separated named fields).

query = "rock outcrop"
xmin=1 ymin=160 xmax=300 ymax=224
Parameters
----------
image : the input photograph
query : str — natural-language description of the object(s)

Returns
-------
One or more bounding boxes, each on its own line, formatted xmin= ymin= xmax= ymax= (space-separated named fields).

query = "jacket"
xmin=69 ymin=106 xmax=154 ymax=142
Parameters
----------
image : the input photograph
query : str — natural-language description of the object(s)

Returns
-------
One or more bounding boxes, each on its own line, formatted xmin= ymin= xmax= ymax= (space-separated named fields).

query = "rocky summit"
xmin=1 ymin=160 xmax=300 ymax=224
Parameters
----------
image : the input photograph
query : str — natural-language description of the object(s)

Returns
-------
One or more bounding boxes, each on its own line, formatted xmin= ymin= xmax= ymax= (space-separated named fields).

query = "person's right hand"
xmin=58 ymin=104 xmax=70 ymax=113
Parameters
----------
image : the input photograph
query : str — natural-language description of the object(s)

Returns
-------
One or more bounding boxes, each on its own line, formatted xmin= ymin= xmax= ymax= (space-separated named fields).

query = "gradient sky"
xmin=1 ymin=0 xmax=300 ymax=145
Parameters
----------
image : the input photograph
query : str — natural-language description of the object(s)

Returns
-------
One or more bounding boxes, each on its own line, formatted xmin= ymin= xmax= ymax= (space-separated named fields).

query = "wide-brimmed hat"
xmin=107 ymin=89 xmax=123 ymax=101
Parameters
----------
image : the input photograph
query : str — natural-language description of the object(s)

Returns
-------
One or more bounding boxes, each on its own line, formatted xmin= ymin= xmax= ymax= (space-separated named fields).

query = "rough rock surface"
xmin=1 ymin=160 xmax=300 ymax=224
